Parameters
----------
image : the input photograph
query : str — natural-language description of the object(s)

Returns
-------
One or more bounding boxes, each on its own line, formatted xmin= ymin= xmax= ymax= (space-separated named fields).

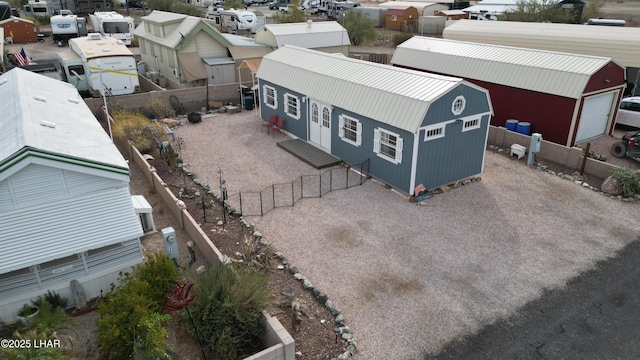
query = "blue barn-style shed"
xmin=256 ymin=45 xmax=493 ymax=194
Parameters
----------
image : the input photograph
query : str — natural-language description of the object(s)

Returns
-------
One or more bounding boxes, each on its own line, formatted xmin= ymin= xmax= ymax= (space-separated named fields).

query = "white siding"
xmin=182 ymin=31 xmax=228 ymax=58
xmin=0 ymin=186 xmax=143 ymax=274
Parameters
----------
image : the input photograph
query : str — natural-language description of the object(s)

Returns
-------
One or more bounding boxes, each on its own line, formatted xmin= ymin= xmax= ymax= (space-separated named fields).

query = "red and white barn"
xmin=391 ymin=36 xmax=626 ymax=146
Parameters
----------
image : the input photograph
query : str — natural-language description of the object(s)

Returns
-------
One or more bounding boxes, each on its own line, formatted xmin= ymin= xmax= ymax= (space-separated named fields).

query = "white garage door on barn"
xmin=575 ymin=92 xmax=616 ymax=143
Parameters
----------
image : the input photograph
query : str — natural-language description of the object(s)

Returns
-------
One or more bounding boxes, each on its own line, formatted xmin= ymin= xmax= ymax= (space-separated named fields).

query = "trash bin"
xmin=244 ymin=96 xmax=254 ymax=111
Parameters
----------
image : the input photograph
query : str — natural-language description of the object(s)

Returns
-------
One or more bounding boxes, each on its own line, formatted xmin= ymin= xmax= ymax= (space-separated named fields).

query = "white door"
xmin=575 ymin=92 xmax=615 ymax=143
xmin=309 ymin=100 xmax=331 ymax=151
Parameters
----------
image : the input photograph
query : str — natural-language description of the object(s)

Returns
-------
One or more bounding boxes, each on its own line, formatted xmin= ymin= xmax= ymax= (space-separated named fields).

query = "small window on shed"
xmin=451 ymin=95 xmax=466 ymax=116
xmin=284 ymin=93 xmax=300 ymax=120
xmin=374 ymin=128 xmax=403 ymax=164
xmin=424 ymin=125 xmax=445 ymax=141
xmin=462 ymin=117 xmax=481 ymax=132
xmin=391 ymin=14 xmax=397 ymax=21
xmin=263 ymin=85 xmax=277 ymax=110
xmin=339 ymin=115 xmax=362 ymax=146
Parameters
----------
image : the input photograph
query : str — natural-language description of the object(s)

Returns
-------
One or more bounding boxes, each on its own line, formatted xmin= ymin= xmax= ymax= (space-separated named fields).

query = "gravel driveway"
xmin=174 ymin=110 xmax=640 ymax=359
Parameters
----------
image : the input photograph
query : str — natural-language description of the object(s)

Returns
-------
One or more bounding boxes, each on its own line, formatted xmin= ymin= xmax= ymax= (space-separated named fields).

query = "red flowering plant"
xmin=164 ymin=280 xmax=207 ymax=360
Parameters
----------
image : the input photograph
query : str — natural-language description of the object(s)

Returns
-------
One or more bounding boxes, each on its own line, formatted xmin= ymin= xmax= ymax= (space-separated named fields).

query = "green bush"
xmin=187 ymin=262 xmax=271 ymax=360
xmin=393 ymin=32 xmax=414 ymax=46
xmin=611 ymin=167 xmax=640 ymax=197
xmin=42 ymin=290 xmax=68 ymax=310
xmin=112 ymin=110 xmax=170 ymax=153
xmin=97 ymin=253 xmax=180 ymax=359
xmin=144 ymin=98 xmax=176 ymax=120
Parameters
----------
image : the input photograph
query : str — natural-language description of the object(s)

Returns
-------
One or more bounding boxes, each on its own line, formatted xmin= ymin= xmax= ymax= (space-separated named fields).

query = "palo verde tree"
xmin=338 ymin=9 xmax=378 ymax=46
xmin=580 ymin=0 xmax=604 ymax=23
xmin=503 ymin=0 xmax=576 ymax=23
xmin=274 ymin=0 xmax=307 ymax=23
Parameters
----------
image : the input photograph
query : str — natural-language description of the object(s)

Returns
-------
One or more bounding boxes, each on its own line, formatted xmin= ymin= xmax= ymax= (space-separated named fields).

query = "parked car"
xmin=268 ymin=1 xmax=278 ymax=9
xmin=616 ymin=97 xmax=640 ymax=128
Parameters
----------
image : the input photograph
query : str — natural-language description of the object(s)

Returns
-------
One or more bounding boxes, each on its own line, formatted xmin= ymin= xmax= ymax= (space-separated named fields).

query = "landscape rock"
xmin=601 ymin=176 xmax=620 ymax=195
xmin=293 ymin=273 xmax=304 ymax=280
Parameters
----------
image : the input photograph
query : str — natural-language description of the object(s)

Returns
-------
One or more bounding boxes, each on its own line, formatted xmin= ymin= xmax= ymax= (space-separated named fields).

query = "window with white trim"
xmin=338 ymin=115 xmax=362 ymax=146
xmin=462 ymin=117 xmax=481 ymax=132
xmin=263 ymin=85 xmax=277 ymax=109
xmin=284 ymin=93 xmax=300 ymax=119
xmin=424 ymin=125 xmax=445 ymax=141
xmin=374 ymin=128 xmax=403 ymax=164
xmin=451 ymin=95 xmax=466 ymax=115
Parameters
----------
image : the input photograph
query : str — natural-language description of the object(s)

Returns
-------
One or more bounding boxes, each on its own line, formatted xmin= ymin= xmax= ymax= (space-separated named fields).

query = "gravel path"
xmin=174 ymin=110 xmax=640 ymax=359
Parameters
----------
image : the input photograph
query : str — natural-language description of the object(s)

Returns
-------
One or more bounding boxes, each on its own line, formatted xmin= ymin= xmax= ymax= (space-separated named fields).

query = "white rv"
xmin=51 ymin=11 xmax=88 ymax=46
xmin=89 ymin=11 xmax=135 ymax=46
xmin=57 ymin=33 xmax=140 ymax=97
xmin=206 ymin=6 xmax=258 ymax=33
xmin=23 ymin=0 xmax=53 ymax=17
xmin=326 ymin=0 xmax=360 ymax=19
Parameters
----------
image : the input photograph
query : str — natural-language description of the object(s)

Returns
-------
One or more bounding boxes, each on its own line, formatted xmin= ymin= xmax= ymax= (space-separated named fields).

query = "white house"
xmin=254 ymin=20 xmax=350 ymax=56
xmin=0 ymin=68 xmax=144 ymax=324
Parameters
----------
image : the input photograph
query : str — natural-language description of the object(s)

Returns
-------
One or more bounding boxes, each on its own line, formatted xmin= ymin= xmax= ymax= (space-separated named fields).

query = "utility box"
xmin=162 ymin=227 xmax=179 ymax=259
xmin=530 ymin=133 xmax=542 ymax=153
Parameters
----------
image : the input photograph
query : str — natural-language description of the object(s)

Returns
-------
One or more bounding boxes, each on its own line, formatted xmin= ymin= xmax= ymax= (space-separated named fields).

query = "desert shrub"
xmin=132 ymin=252 xmax=181 ymax=305
xmin=144 ymin=98 xmax=176 ymax=120
xmin=611 ymin=167 xmax=640 ymax=197
xmin=42 ymin=290 xmax=68 ymax=310
xmin=112 ymin=110 xmax=170 ymax=153
xmin=187 ymin=262 xmax=271 ymax=360
xmin=393 ymin=32 xmax=413 ymax=46
xmin=97 ymin=253 xmax=180 ymax=359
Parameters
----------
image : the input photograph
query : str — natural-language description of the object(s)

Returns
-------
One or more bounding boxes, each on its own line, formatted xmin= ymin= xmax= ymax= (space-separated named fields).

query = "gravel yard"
xmin=173 ymin=110 xmax=640 ymax=359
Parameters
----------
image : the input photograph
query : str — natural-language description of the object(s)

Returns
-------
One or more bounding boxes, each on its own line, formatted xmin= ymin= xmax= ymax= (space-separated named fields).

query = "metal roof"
xmin=69 ymin=35 xmax=134 ymax=59
xmin=0 ymin=68 xmax=128 ymax=175
xmin=257 ymin=21 xmax=350 ymax=49
xmin=378 ymin=1 xmax=435 ymax=11
xmin=257 ymin=45 xmax=473 ymax=134
xmin=391 ymin=36 xmax=616 ymax=99
xmin=443 ymin=20 xmax=640 ymax=68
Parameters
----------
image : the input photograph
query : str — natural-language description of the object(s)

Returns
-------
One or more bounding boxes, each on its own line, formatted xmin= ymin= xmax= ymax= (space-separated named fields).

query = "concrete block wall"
xmin=488 ymin=126 xmax=618 ymax=179
xmin=127 ymin=144 xmax=294 ymax=360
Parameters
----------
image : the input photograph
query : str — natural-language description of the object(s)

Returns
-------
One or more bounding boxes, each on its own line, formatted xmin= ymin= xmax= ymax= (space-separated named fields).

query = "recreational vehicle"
xmin=89 ymin=11 xmax=135 ymax=45
xmin=58 ymin=33 xmax=139 ymax=97
xmin=326 ymin=0 xmax=360 ymax=19
xmin=23 ymin=0 xmax=53 ymax=17
xmin=206 ymin=6 xmax=258 ymax=33
xmin=51 ymin=10 xmax=88 ymax=46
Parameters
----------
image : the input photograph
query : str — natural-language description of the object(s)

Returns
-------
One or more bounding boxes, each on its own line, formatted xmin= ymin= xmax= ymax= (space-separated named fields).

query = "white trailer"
xmin=51 ymin=11 xmax=88 ymax=46
xmin=89 ymin=11 xmax=135 ymax=46
xmin=23 ymin=0 xmax=53 ymax=17
xmin=206 ymin=7 xmax=258 ymax=33
xmin=326 ymin=0 xmax=360 ymax=20
xmin=58 ymin=33 xmax=140 ymax=97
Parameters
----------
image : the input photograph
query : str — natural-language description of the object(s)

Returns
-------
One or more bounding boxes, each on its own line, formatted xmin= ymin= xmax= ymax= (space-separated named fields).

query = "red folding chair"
xmin=261 ymin=114 xmax=277 ymax=133
xmin=270 ymin=118 xmax=284 ymax=136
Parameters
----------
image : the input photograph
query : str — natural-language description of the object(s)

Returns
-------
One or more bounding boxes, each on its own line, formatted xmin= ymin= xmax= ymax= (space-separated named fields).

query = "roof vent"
xmin=33 ymin=95 xmax=47 ymax=102
xmin=68 ymin=97 xmax=80 ymax=104
xmin=102 ymin=48 xmax=111 ymax=52
xmin=307 ymin=19 xmax=312 ymax=28
xmin=88 ymin=33 xmax=102 ymax=40
xmin=40 ymin=120 xmax=56 ymax=128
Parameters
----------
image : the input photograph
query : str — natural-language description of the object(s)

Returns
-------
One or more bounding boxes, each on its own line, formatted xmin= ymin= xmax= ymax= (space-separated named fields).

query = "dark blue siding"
xmin=422 ymin=84 xmax=492 ymax=127
xmin=258 ymin=79 xmax=308 ymax=140
xmin=331 ymin=107 xmax=414 ymax=193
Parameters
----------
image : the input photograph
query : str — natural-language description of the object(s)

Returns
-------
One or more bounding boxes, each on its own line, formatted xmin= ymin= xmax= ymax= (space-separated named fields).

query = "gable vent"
xmin=40 ymin=120 xmax=56 ymax=128
xmin=34 ymin=95 xmax=47 ymax=102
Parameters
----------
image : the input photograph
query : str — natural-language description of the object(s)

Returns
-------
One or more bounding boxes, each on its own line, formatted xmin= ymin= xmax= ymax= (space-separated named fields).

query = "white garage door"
xmin=575 ymin=92 xmax=615 ymax=143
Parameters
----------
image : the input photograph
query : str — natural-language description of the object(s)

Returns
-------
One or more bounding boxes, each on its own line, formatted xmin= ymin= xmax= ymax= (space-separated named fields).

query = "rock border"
xmin=178 ymin=167 xmax=357 ymax=359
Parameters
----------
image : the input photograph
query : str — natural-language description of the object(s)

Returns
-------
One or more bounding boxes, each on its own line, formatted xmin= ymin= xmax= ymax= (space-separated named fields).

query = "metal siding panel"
xmin=11 ymin=165 xmax=66 ymax=208
xmin=0 ymin=180 xmax=13 ymax=212
xmin=0 ymin=186 xmax=143 ymax=274
xmin=392 ymin=37 xmax=606 ymax=99
xmin=260 ymin=81 xmax=308 ymax=139
xmin=63 ymin=169 xmax=124 ymax=197
xmin=416 ymin=115 xmax=488 ymax=189
xmin=443 ymin=21 xmax=640 ymax=68
xmin=257 ymin=46 xmax=461 ymax=133
xmin=194 ymin=31 xmax=228 ymax=58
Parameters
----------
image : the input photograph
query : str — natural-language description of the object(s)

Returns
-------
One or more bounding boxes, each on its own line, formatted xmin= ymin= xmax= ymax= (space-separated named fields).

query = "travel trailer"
xmin=51 ymin=10 xmax=88 ymax=46
xmin=57 ymin=33 xmax=140 ymax=97
xmin=206 ymin=6 xmax=258 ymax=33
xmin=89 ymin=11 xmax=135 ymax=45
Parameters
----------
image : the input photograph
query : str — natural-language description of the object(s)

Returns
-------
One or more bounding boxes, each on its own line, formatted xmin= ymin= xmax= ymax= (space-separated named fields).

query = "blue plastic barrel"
xmin=505 ymin=119 xmax=519 ymax=131
xmin=244 ymin=96 xmax=253 ymax=111
xmin=516 ymin=122 xmax=531 ymax=136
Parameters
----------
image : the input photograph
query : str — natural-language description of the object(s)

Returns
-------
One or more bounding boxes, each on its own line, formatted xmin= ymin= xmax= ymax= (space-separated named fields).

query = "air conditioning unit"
xmin=131 ymin=195 xmax=156 ymax=234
